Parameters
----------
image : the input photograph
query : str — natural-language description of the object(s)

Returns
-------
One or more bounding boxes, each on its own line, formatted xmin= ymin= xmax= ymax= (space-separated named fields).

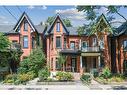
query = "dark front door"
xmin=82 ymin=57 xmax=87 ymax=72
xmin=71 ymin=57 xmax=77 ymax=72
xmin=123 ymin=60 xmax=127 ymax=74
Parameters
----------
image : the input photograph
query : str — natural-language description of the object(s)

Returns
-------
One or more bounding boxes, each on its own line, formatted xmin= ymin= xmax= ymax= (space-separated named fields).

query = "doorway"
xmin=71 ymin=57 xmax=77 ymax=72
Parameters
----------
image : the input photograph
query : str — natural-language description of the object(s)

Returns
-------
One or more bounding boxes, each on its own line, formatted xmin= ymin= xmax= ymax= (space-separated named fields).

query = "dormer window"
xmin=24 ymin=20 xmax=28 ymax=31
xmin=92 ymin=38 xmax=97 ymax=46
xmin=100 ymin=36 xmax=104 ymax=49
xmin=123 ymin=40 xmax=127 ymax=51
xmin=56 ymin=22 xmax=60 ymax=32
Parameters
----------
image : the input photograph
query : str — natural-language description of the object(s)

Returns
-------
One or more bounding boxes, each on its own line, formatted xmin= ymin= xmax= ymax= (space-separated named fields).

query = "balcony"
xmin=60 ymin=48 xmax=80 ymax=55
xmin=81 ymin=46 xmax=100 ymax=52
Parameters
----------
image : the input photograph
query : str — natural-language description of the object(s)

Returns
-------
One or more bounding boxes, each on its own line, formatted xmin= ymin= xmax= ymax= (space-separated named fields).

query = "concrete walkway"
xmin=1 ymin=78 xmax=127 ymax=90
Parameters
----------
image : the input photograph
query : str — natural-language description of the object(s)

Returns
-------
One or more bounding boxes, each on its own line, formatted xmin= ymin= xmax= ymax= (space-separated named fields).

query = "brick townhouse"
xmin=0 ymin=12 xmax=127 ymax=74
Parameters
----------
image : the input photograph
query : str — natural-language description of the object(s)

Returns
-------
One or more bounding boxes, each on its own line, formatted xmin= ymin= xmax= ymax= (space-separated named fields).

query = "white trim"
xmin=14 ymin=14 xmax=35 ymax=32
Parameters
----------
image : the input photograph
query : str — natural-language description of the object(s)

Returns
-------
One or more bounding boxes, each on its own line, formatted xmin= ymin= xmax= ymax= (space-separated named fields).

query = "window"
xmin=70 ymin=41 xmax=75 ymax=49
xmin=32 ymin=37 xmax=35 ymax=49
xmin=51 ymin=58 xmax=53 ymax=70
xmin=23 ymin=36 xmax=28 ymax=48
xmin=123 ymin=40 xmax=127 ymax=50
xmin=123 ymin=60 xmax=127 ymax=73
xmin=12 ymin=40 xmax=17 ymax=43
xmin=55 ymin=58 xmax=60 ymax=70
xmin=93 ymin=58 xmax=96 ymax=68
xmin=51 ymin=36 xmax=53 ymax=49
xmin=64 ymin=37 xmax=66 ymax=49
xmin=56 ymin=37 xmax=61 ymax=48
xmin=92 ymin=38 xmax=97 ymax=46
xmin=100 ymin=37 xmax=104 ymax=49
xmin=24 ymin=20 xmax=28 ymax=31
xmin=56 ymin=22 xmax=60 ymax=32
xmin=82 ymin=41 xmax=88 ymax=48
xmin=23 ymin=56 xmax=27 ymax=60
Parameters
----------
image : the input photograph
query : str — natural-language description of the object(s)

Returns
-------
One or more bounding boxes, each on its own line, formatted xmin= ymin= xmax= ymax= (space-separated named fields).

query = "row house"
xmin=45 ymin=14 xmax=112 ymax=74
xmin=0 ymin=12 xmax=127 ymax=74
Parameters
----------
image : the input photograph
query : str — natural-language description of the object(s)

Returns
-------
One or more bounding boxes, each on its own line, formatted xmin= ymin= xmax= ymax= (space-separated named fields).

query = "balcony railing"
xmin=81 ymin=46 xmax=100 ymax=52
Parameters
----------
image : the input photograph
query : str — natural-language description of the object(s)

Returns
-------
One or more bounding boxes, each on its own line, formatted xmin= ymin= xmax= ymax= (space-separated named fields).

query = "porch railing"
xmin=81 ymin=46 xmax=100 ymax=52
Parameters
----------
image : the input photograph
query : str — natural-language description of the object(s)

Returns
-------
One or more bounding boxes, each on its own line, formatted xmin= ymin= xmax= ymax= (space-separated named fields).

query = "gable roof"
xmin=13 ymin=12 xmax=36 ymax=32
xmin=45 ymin=13 xmax=69 ymax=35
xmin=96 ymin=13 xmax=113 ymax=34
xmin=0 ymin=25 xmax=14 ymax=33
xmin=115 ymin=21 xmax=127 ymax=36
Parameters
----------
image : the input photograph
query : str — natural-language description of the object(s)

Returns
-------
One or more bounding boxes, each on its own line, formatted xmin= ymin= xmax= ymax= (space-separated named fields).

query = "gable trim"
xmin=13 ymin=12 xmax=36 ymax=32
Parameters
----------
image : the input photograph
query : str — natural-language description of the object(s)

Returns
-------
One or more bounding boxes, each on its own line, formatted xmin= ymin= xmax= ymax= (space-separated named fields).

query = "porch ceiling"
xmin=60 ymin=49 xmax=80 ymax=56
xmin=81 ymin=52 xmax=101 ymax=56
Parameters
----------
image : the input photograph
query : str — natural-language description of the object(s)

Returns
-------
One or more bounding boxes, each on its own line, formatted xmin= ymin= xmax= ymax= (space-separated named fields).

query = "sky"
xmin=0 ymin=6 xmax=127 ymax=27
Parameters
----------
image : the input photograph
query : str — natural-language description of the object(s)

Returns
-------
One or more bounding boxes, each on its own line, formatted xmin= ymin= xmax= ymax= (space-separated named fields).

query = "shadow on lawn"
xmin=112 ymin=86 xmax=127 ymax=90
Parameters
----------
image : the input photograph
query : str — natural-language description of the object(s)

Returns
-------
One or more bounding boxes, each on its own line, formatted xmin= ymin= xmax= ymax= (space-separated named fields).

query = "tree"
xmin=77 ymin=26 xmax=85 ymax=49
xmin=0 ymin=33 xmax=10 ymax=50
xmin=77 ymin=6 xmax=127 ymax=22
xmin=63 ymin=19 xmax=72 ymax=27
xmin=46 ymin=16 xmax=54 ymax=25
xmin=18 ymin=47 xmax=46 ymax=76
xmin=58 ymin=54 xmax=66 ymax=71
xmin=46 ymin=16 xmax=72 ymax=27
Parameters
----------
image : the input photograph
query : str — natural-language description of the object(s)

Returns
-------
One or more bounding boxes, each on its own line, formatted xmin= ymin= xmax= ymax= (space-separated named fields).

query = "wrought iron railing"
xmin=81 ymin=46 xmax=100 ymax=52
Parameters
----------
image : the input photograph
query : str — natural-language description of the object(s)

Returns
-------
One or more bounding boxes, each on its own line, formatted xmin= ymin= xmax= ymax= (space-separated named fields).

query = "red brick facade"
xmin=4 ymin=12 xmax=127 ymax=74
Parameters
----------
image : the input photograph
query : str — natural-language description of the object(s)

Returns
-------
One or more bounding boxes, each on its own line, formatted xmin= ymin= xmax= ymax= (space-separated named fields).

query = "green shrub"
xmin=101 ymin=66 xmax=111 ymax=79
xmin=3 ymin=74 xmax=17 ymax=84
xmin=110 ymin=76 xmax=124 ymax=82
xmin=56 ymin=71 xmax=73 ymax=81
xmin=18 ymin=47 xmax=46 ymax=77
xmin=38 ymin=67 xmax=50 ymax=81
xmin=17 ymin=72 xmax=35 ymax=84
xmin=80 ymin=73 xmax=92 ymax=83
xmin=17 ymin=58 xmax=30 ymax=74
xmin=91 ymin=69 xmax=99 ymax=78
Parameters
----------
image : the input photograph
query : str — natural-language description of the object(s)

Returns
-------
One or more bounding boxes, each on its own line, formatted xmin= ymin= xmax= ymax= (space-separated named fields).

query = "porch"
xmin=59 ymin=47 xmax=101 ymax=74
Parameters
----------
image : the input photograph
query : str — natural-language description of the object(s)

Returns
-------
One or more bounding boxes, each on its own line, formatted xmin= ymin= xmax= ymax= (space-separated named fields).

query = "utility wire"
xmin=3 ymin=6 xmax=18 ymax=21
xmin=16 ymin=6 xmax=22 ymax=13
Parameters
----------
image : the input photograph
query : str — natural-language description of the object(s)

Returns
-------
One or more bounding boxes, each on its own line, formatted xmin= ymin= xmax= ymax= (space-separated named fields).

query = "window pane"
xmin=100 ymin=37 xmax=104 ymax=49
xmin=82 ymin=41 xmax=88 ymax=48
xmin=23 ymin=36 xmax=28 ymax=48
xmin=56 ymin=22 xmax=60 ymax=32
xmin=70 ymin=42 xmax=75 ymax=49
xmin=124 ymin=40 xmax=127 ymax=50
xmin=24 ymin=20 xmax=28 ymax=31
xmin=56 ymin=37 xmax=61 ymax=48
xmin=93 ymin=38 xmax=97 ymax=46
xmin=32 ymin=37 xmax=35 ymax=48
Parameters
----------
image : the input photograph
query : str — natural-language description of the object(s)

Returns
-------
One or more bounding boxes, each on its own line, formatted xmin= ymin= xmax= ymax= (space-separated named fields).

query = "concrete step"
xmin=72 ymin=73 xmax=81 ymax=80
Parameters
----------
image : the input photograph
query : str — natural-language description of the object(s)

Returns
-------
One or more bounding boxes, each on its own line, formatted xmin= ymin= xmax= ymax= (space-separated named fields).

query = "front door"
xmin=71 ymin=57 xmax=77 ymax=72
xmin=123 ymin=60 xmax=127 ymax=74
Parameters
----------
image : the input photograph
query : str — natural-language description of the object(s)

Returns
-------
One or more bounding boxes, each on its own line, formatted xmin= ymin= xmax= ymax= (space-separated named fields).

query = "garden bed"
xmin=36 ymin=81 xmax=75 ymax=85
xmin=95 ymin=77 xmax=127 ymax=85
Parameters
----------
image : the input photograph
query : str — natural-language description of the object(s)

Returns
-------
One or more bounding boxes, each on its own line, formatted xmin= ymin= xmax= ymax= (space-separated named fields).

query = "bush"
xmin=38 ymin=67 xmax=50 ymax=81
xmin=56 ymin=71 xmax=73 ymax=81
xmin=110 ymin=76 xmax=124 ymax=82
xmin=18 ymin=47 xmax=46 ymax=76
xmin=101 ymin=66 xmax=111 ymax=79
xmin=3 ymin=74 xmax=17 ymax=84
xmin=17 ymin=72 xmax=35 ymax=84
xmin=80 ymin=73 xmax=92 ymax=83
xmin=17 ymin=58 xmax=30 ymax=74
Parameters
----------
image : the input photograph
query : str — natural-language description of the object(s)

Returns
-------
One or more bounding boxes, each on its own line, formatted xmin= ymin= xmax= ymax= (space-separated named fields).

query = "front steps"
xmin=72 ymin=73 xmax=81 ymax=80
